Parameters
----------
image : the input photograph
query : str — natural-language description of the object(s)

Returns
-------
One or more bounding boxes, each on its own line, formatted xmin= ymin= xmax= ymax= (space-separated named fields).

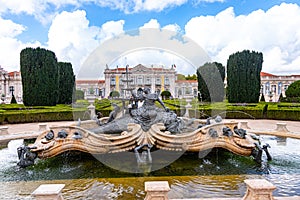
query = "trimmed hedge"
xmin=2 ymin=100 xmax=300 ymax=124
xmin=0 ymin=104 xmax=90 ymax=124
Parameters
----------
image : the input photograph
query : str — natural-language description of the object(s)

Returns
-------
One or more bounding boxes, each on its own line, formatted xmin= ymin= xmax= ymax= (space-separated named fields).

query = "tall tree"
xmin=57 ymin=62 xmax=75 ymax=104
xmin=227 ymin=50 xmax=263 ymax=103
xmin=177 ymin=74 xmax=186 ymax=80
xmin=284 ymin=80 xmax=300 ymax=102
xmin=186 ymin=74 xmax=197 ymax=80
xmin=20 ymin=47 xmax=58 ymax=106
xmin=197 ymin=62 xmax=225 ymax=102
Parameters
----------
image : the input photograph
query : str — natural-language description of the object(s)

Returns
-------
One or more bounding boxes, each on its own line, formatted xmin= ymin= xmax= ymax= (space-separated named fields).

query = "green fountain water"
xmin=1 ymin=134 xmax=300 ymax=199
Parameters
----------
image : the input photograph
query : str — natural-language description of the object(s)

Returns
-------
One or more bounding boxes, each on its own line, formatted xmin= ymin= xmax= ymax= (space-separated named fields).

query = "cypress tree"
xmin=260 ymin=93 xmax=265 ymax=102
xmin=10 ymin=95 xmax=17 ymax=104
xmin=20 ymin=47 xmax=58 ymax=106
xmin=227 ymin=50 xmax=263 ymax=103
xmin=197 ymin=62 xmax=225 ymax=102
xmin=278 ymin=93 xmax=284 ymax=102
xmin=57 ymin=62 xmax=75 ymax=104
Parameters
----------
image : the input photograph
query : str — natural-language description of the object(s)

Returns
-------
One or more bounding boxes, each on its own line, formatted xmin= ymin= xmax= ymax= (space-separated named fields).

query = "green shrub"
xmin=262 ymin=104 xmax=268 ymax=118
xmin=286 ymin=80 xmax=300 ymax=98
xmin=280 ymin=97 xmax=300 ymax=103
xmin=161 ymin=90 xmax=171 ymax=100
xmin=109 ymin=91 xmax=120 ymax=98
xmin=2 ymin=100 xmax=300 ymax=124
xmin=75 ymin=90 xmax=84 ymax=101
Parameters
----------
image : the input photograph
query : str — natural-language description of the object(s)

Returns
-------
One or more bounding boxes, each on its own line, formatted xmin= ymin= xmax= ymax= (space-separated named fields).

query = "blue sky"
xmin=1 ymin=0 xmax=300 ymax=76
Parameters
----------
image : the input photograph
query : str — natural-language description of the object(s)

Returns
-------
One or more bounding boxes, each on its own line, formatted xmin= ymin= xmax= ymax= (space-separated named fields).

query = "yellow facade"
xmin=161 ymin=75 xmax=164 ymax=91
xmin=116 ymin=75 xmax=119 ymax=92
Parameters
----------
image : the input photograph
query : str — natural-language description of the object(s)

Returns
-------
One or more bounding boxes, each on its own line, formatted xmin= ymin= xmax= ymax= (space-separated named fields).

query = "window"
xmin=111 ymin=77 xmax=116 ymax=85
xmin=165 ymin=77 xmax=169 ymax=85
xmin=146 ymin=77 xmax=151 ymax=85
xmin=278 ymin=82 xmax=282 ymax=95
xmin=193 ymin=89 xmax=198 ymax=96
xmin=265 ymin=82 xmax=270 ymax=95
xmin=137 ymin=76 xmax=143 ymax=85
xmin=271 ymin=85 xmax=276 ymax=94
xmin=156 ymin=77 xmax=161 ymax=85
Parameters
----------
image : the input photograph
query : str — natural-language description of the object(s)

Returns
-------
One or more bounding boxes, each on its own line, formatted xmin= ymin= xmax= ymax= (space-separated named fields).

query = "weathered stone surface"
xmin=145 ymin=181 xmax=170 ymax=200
xmin=242 ymin=179 xmax=276 ymax=200
xmin=0 ymin=126 xmax=8 ymax=135
xmin=32 ymin=184 xmax=65 ymax=200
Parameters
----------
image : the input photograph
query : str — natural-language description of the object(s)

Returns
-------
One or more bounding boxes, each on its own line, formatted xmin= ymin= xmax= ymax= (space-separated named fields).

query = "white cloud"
xmin=162 ymin=24 xmax=181 ymax=32
xmin=140 ymin=19 xmax=160 ymax=29
xmin=92 ymin=0 xmax=188 ymax=13
xmin=140 ymin=0 xmax=187 ymax=12
xmin=47 ymin=10 xmax=125 ymax=74
xmin=185 ymin=3 xmax=300 ymax=74
xmin=0 ymin=0 xmax=81 ymax=24
xmin=93 ymin=0 xmax=223 ymax=13
xmin=140 ymin=19 xmax=181 ymax=33
xmin=98 ymin=20 xmax=125 ymax=41
xmin=0 ymin=17 xmax=25 ymax=37
xmin=79 ymin=27 xmax=210 ymax=79
xmin=0 ymin=0 xmax=224 ymax=25
xmin=193 ymin=0 xmax=225 ymax=5
xmin=0 ymin=17 xmax=41 ymax=71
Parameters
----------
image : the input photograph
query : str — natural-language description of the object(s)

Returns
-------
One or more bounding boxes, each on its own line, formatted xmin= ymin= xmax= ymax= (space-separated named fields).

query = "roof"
xmin=8 ymin=71 xmax=20 ymax=77
xmin=175 ymin=80 xmax=198 ymax=83
xmin=76 ymin=80 xmax=105 ymax=84
xmin=106 ymin=64 xmax=174 ymax=72
xmin=260 ymin=71 xmax=300 ymax=77
xmin=260 ymin=72 xmax=276 ymax=77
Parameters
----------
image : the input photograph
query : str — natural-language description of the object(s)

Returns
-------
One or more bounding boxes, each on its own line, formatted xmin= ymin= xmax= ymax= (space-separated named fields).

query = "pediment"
xmin=131 ymin=64 xmax=151 ymax=73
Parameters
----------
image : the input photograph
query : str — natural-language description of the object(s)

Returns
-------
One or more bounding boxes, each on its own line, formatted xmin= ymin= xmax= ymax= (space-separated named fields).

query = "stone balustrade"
xmin=144 ymin=179 xmax=300 ymax=200
xmin=38 ymin=123 xmax=48 ymax=131
xmin=0 ymin=126 xmax=9 ymax=135
xmin=32 ymin=184 xmax=65 ymax=200
xmin=29 ymin=178 xmax=300 ymax=200
xmin=239 ymin=121 xmax=300 ymax=140
xmin=145 ymin=181 xmax=170 ymax=200
xmin=0 ymin=124 xmax=47 ymax=147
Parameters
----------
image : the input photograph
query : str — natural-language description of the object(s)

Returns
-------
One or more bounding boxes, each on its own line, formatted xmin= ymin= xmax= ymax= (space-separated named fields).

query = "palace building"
xmin=0 ymin=67 xmax=22 ymax=103
xmin=260 ymin=72 xmax=300 ymax=102
xmin=104 ymin=64 xmax=176 ymax=98
xmin=1 ymin=64 xmax=300 ymax=103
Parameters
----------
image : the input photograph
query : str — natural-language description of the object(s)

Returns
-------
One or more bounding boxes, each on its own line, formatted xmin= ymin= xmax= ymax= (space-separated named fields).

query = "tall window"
xmin=156 ymin=77 xmax=161 ymax=85
xmin=146 ymin=77 xmax=151 ymax=85
xmin=137 ymin=76 xmax=143 ymax=85
xmin=193 ymin=89 xmax=197 ymax=96
xmin=111 ymin=76 xmax=116 ymax=85
xmin=271 ymin=85 xmax=276 ymax=94
xmin=265 ymin=82 xmax=270 ymax=95
xmin=278 ymin=82 xmax=282 ymax=95
xmin=165 ymin=77 xmax=169 ymax=85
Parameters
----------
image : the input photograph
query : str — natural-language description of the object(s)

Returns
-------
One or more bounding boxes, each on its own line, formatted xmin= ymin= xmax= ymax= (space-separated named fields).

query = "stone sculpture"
xmin=17 ymin=88 xmax=269 ymax=168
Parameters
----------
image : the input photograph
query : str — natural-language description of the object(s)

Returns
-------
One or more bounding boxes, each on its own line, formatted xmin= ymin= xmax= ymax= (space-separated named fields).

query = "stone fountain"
xmin=17 ymin=88 xmax=269 ymax=168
